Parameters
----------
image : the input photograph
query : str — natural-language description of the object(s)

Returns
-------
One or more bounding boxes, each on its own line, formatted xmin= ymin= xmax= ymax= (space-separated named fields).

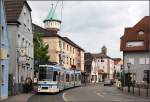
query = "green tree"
xmin=34 ymin=33 xmax=49 ymax=70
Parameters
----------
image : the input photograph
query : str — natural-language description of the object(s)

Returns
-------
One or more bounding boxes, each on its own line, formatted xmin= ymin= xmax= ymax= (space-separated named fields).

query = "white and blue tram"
xmin=38 ymin=64 xmax=82 ymax=93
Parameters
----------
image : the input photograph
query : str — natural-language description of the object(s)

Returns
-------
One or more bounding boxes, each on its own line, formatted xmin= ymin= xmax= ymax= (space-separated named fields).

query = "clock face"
xmin=126 ymin=41 xmax=144 ymax=47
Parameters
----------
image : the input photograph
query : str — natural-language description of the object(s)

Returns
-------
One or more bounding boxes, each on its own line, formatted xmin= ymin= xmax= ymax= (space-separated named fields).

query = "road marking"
xmin=97 ymin=93 xmax=104 ymax=98
xmin=62 ymin=92 xmax=69 ymax=102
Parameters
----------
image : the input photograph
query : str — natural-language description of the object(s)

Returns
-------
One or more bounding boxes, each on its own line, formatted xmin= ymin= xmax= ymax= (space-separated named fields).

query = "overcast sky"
xmin=27 ymin=1 xmax=149 ymax=58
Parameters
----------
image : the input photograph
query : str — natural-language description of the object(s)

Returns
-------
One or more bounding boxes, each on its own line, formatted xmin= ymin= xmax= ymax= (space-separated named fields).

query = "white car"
xmin=104 ymin=79 xmax=113 ymax=86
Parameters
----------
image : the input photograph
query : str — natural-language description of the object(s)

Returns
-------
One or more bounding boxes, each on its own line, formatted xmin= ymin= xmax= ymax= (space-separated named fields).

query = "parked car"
xmin=104 ymin=79 xmax=113 ymax=86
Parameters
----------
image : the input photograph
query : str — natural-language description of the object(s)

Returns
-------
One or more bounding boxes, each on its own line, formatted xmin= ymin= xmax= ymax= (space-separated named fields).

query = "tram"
xmin=37 ymin=64 xmax=82 ymax=93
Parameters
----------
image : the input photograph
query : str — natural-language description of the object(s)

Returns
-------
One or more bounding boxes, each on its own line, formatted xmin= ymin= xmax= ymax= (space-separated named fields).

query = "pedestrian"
xmin=25 ymin=77 xmax=32 ymax=93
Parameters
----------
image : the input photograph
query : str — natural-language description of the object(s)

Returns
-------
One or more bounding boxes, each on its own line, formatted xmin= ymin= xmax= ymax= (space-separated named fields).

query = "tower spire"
xmin=43 ymin=4 xmax=61 ymax=33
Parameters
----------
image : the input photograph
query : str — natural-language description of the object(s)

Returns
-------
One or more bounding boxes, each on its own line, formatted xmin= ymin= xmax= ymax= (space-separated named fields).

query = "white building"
xmin=5 ymin=0 xmax=34 ymax=94
xmin=86 ymin=46 xmax=115 ymax=83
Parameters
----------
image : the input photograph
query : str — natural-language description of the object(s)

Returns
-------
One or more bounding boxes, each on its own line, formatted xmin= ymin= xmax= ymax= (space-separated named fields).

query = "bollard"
xmin=132 ymin=85 xmax=134 ymax=95
xmin=146 ymin=87 xmax=148 ymax=97
xmin=138 ymin=86 xmax=140 ymax=96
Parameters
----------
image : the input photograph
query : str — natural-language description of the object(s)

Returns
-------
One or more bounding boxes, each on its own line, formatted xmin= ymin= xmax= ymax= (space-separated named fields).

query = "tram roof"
xmin=39 ymin=64 xmax=64 ymax=71
xmin=65 ymin=69 xmax=81 ymax=74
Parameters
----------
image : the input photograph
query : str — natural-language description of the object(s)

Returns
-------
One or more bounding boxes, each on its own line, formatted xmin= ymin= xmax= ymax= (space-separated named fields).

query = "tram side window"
xmin=60 ymin=73 xmax=64 ymax=81
xmin=66 ymin=74 xmax=69 ymax=82
xmin=53 ymin=71 xmax=58 ymax=81
xmin=78 ymin=74 xmax=81 ymax=81
xmin=71 ymin=74 xmax=74 ymax=81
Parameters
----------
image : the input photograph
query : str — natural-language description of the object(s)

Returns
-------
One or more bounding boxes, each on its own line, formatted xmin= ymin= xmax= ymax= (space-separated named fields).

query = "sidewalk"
xmin=1 ymin=93 xmax=33 ymax=102
xmin=118 ymin=86 xmax=150 ymax=99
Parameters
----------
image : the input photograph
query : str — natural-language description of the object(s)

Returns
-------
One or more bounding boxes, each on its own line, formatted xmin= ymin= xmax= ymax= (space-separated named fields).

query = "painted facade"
xmin=0 ymin=0 xmax=9 ymax=100
xmin=85 ymin=46 xmax=115 ymax=83
xmin=123 ymin=52 xmax=149 ymax=84
xmin=42 ymin=37 xmax=85 ymax=71
xmin=91 ymin=56 xmax=114 ymax=83
xmin=5 ymin=0 xmax=34 ymax=94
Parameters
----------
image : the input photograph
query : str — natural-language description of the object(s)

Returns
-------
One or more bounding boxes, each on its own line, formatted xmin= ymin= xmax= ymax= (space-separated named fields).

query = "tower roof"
xmin=44 ymin=5 xmax=61 ymax=22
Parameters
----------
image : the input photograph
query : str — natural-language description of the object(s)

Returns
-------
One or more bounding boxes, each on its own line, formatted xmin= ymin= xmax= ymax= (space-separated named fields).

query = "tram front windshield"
xmin=39 ymin=67 xmax=53 ymax=81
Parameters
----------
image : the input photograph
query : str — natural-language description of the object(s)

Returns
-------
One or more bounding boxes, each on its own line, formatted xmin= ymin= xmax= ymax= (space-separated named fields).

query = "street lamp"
xmin=94 ymin=59 xmax=97 ymax=83
xmin=120 ymin=65 xmax=124 ymax=91
xmin=127 ymin=62 xmax=131 ymax=92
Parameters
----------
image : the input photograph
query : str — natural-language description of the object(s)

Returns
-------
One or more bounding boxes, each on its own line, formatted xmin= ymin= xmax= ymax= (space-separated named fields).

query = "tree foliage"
xmin=34 ymin=33 xmax=49 ymax=67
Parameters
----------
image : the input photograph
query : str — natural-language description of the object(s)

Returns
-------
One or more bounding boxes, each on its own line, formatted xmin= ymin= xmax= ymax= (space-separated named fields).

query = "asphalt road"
xmin=27 ymin=92 xmax=64 ymax=102
xmin=27 ymin=84 xmax=150 ymax=102
xmin=63 ymin=84 xmax=150 ymax=102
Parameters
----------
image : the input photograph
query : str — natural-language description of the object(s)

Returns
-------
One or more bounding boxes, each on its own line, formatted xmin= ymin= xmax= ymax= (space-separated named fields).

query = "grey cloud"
xmin=28 ymin=1 xmax=149 ymax=58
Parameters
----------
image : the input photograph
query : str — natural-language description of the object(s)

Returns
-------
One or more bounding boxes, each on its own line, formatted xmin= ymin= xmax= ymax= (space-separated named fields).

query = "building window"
xmin=70 ymin=46 xmax=72 ymax=53
xmin=139 ymin=57 xmax=149 ymax=65
xmin=67 ymin=57 xmax=68 ymax=64
xmin=139 ymin=57 xmax=145 ymax=64
xmin=26 ymin=41 xmax=28 ymax=47
xmin=73 ymin=59 xmax=74 ymax=65
xmin=63 ymin=42 xmax=65 ymax=50
xmin=63 ymin=57 xmax=65 ymax=64
xmin=126 ymin=41 xmax=144 ymax=47
xmin=70 ymin=58 xmax=72 ymax=65
xmin=17 ymin=34 xmax=21 ymax=47
xmin=59 ymin=54 xmax=61 ymax=64
xmin=1 ymin=26 xmax=4 ymax=35
xmin=18 ymin=34 xmax=20 ymax=38
xmin=138 ymin=31 xmax=144 ymax=35
xmin=22 ymin=38 xmax=24 ymax=47
xmin=67 ymin=45 xmax=69 ymax=51
xmin=78 ymin=50 xmax=81 ymax=56
xmin=59 ymin=40 xmax=61 ymax=49
xmin=146 ymin=57 xmax=149 ymax=64
xmin=128 ymin=57 xmax=134 ymax=64
xmin=1 ymin=65 xmax=4 ymax=84
xmin=73 ymin=48 xmax=74 ymax=54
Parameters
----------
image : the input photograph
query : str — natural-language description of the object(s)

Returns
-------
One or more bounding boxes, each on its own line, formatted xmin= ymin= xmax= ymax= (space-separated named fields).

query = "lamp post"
xmin=94 ymin=59 xmax=97 ymax=83
xmin=127 ymin=62 xmax=131 ymax=92
xmin=121 ymin=65 xmax=124 ymax=91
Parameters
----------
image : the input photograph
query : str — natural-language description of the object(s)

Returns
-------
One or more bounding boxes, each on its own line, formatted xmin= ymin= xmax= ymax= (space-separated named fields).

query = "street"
xmin=27 ymin=83 xmax=150 ymax=102
xmin=27 ymin=92 xmax=64 ymax=102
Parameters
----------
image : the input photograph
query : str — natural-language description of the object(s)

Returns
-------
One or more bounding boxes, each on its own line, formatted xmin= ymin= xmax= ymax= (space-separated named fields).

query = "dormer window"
xmin=138 ymin=31 xmax=144 ymax=35
xmin=126 ymin=41 xmax=144 ymax=47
